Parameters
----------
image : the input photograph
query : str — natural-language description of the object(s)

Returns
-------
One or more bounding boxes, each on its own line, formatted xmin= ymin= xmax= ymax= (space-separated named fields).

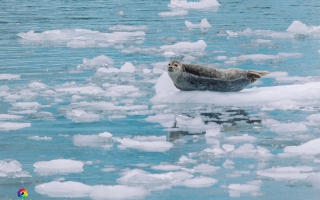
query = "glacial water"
xmin=1 ymin=0 xmax=320 ymax=199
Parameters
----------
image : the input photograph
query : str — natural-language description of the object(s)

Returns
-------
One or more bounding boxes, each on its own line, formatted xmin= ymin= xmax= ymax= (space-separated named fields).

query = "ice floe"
xmin=257 ymin=166 xmax=314 ymax=180
xmin=33 ymin=159 xmax=84 ymax=176
xmin=0 ymin=74 xmax=20 ymax=80
xmin=77 ymin=55 xmax=114 ymax=69
xmin=151 ymin=164 xmax=181 ymax=171
xmin=160 ymin=40 xmax=206 ymax=53
xmin=283 ymin=138 xmax=320 ymax=156
xmin=118 ymin=168 xmax=193 ymax=190
xmin=115 ymin=136 xmax=173 ymax=152
xmin=0 ymin=159 xmax=31 ymax=178
xmin=193 ymin=164 xmax=220 ymax=174
xmin=158 ymin=10 xmax=188 ymax=17
xmin=120 ymin=62 xmax=135 ymax=73
xmin=28 ymin=136 xmax=52 ymax=141
xmin=18 ymin=29 xmax=146 ymax=48
xmin=185 ymin=18 xmax=211 ymax=32
xmin=226 ymin=20 xmax=320 ymax=39
xmin=0 ymin=122 xmax=31 ymax=131
xmin=181 ymin=176 xmax=218 ymax=187
xmin=168 ymin=0 xmax=220 ymax=10
xmin=73 ymin=132 xmax=113 ymax=148
xmin=228 ymin=180 xmax=262 ymax=197
xmin=35 ymin=181 xmax=149 ymax=199
xmin=109 ymin=25 xmax=149 ymax=32
xmin=152 ymin=72 xmax=320 ymax=106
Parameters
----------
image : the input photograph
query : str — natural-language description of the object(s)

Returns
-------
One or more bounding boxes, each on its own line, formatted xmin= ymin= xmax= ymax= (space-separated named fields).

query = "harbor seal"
xmin=167 ymin=60 xmax=269 ymax=92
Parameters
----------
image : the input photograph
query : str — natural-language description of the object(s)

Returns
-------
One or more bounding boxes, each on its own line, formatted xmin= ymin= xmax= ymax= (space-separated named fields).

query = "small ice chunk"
xmin=115 ymin=136 xmax=173 ymax=152
xmin=0 ymin=159 xmax=31 ymax=178
xmin=193 ymin=164 xmax=220 ymax=174
xmin=0 ymin=122 xmax=31 ymax=131
xmin=225 ymin=134 xmax=257 ymax=143
xmin=158 ymin=10 xmax=188 ymax=17
xmin=33 ymin=159 xmax=84 ymax=176
xmin=318 ymin=49 xmax=320 ymax=54
xmin=66 ymin=109 xmax=103 ymax=123
xmin=151 ymin=164 xmax=181 ymax=171
xmin=78 ymin=55 xmax=114 ymax=69
xmin=168 ymin=0 xmax=220 ymax=10
xmin=185 ymin=18 xmax=211 ymax=32
xmin=120 ymin=62 xmax=135 ymax=73
xmin=0 ymin=114 xmax=23 ymax=120
xmin=109 ymin=25 xmax=149 ymax=32
xmin=90 ymin=185 xmax=149 ymax=199
xmin=286 ymin=21 xmax=309 ymax=33
xmin=181 ymin=177 xmax=218 ymax=188
xmin=118 ymin=10 xmax=125 ymax=16
xmin=73 ymin=133 xmax=113 ymax=148
xmin=306 ymin=114 xmax=320 ymax=122
xmin=0 ymin=74 xmax=20 ymax=80
xmin=270 ymin=122 xmax=307 ymax=134
xmin=284 ymin=138 xmax=320 ymax=155
xmin=223 ymin=159 xmax=235 ymax=169
xmin=228 ymin=181 xmax=261 ymax=197
xmin=12 ymin=102 xmax=41 ymax=109
xmin=145 ymin=114 xmax=175 ymax=127
xmin=160 ymin=40 xmax=206 ymax=53
xmin=222 ymin=144 xmax=234 ymax=152
xmin=205 ymin=128 xmax=220 ymax=137
xmin=257 ymin=166 xmax=313 ymax=180
xmin=28 ymin=136 xmax=52 ymax=141
xmin=101 ymin=166 xmax=117 ymax=172
xmin=28 ymin=81 xmax=47 ymax=88
xmin=143 ymin=68 xmax=151 ymax=73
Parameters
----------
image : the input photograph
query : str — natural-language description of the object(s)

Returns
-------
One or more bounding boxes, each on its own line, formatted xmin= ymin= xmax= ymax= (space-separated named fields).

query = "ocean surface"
xmin=1 ymin=0 xmax=320 ymax=199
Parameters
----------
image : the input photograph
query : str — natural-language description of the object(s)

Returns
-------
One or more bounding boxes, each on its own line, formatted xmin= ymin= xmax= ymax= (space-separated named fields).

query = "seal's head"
xmin=167 ymin=60 xmax=183 ymax=82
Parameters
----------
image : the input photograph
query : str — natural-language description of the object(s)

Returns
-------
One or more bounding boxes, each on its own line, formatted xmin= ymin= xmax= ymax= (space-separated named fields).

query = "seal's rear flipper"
xmin=247 ymin=70 xmax=269 ymax=83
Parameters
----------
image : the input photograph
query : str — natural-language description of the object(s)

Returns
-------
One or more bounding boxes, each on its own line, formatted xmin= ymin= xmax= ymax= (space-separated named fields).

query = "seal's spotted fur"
xmin=167 ymin=60 xmax=269 ymax=92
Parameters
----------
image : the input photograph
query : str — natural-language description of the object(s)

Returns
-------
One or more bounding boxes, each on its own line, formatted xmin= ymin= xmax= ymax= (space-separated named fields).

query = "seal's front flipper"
xmin=247 ymin=72 xmax=262 ymax=83
xmin=247 ymin=70 xmax=269 ymax=83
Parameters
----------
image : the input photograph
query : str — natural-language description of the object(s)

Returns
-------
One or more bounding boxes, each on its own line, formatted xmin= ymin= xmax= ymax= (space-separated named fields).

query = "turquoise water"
xmin=1 ymin=0 xmax=320 ymax=199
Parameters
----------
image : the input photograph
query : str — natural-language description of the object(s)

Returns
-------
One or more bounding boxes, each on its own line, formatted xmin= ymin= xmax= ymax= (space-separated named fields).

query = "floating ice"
xmin=0 ymin=122 xmax=31 ymax=131
xmin=205 ymin=128 xmax=220 ymax=137
xmin=151 ymin=164 xmax=181 ymax=171
xmin=306 ymin=114 xmax=320 ymax=123
xmin=223 ymin=159 xmax=235 ymax=169
xmin=172 ymin=115 xmax=219 ymax=133
xmin=257 ymin=166 xmax=314 ymax=180
xmin=284 ymin=138 xmax=320 ymax=155
xmin=120 ymin=62 xmax=135 ymax=73
xmin=181 ymin=177 xmax=218 ymax=187
xmin=56 ymin=84 xmax=104 ymax=95
xmin=118 ymin=168 xmax=193 ymax=190
xmin=115 ymin=136 xmax=173 ymax=152
xmin=232 ymin=144 xmax=272 ymax=158
xmin=118 ymin=10 xmax=125 ymax=16
xmin=66 ymin=109 xmax=103 ymax=123
xmin=160 ymin=40 xmax=206 ymax=53
xmin=36 ymin=181 xmax=148 ymax=199
xmin=33 ymin=159 xmax=84 ymax=176
xmin=145 ymin=114 xmax=175 ymax=127
xmin=73 ymin=132 xmax=113 ymax=148
xmin=225 ymin=134 xmax=257 ymax=143
xmin=77 ymin=55 xmax=114 ymax=69
xmin=168 ymin=0 xmax=220 ymax=10
xmin=28 ymin=136 xmax=52 ymax=141
xmin=96 ymin=67 xmax=120 ymax=74
xmin=0 ymin=159 xmax=31 ymax=178
xmin=18 ymin=29 xmax=146 ymax=48
xmin=228 ymin=180 xmax=262 ymax=197
xmin=193 ymin=164 xmax=220 ymax=174
xmin=226 ymin=21 xmax=320 ymax=39
xmin=12 ymin=102 xmax=42 ymax=109
xmin=225 ymin=52 xmax=302 ymax=64
xmin=152 ymin=72 xmax=320 ymax=106
xmin=0 ymin=74 xmax=20 ymax=80
xmin=109 ymin=25 xmax=149 ymax=32
xmin=270 ymin=122 xmax=307 ymax=134
xmin=265 ymin=71 xmax=314 ymax=84
xmin=0 ymin=114 xmax=23 ymax=120
xmin=28 ymin=81 xmax=47 ymax=89
xmin=158 ymin=10 xmax=188 ymax=17
xmin=185 ymin=18 xmax=211 ymax=32
xmin=101 ymin=166 xmax=117 ymax=172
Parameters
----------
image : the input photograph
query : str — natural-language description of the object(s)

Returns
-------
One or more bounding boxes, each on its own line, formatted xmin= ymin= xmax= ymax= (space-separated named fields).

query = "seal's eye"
xmin=168 ymin=64 xmax=171 ymax=66
xmin=175 ymin=64 xmax=178 ymax=67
